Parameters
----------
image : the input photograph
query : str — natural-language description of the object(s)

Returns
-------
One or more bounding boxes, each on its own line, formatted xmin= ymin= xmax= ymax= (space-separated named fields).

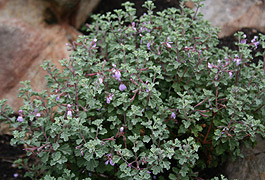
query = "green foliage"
xmin=0 ymin=0 xmax=264 ymax=179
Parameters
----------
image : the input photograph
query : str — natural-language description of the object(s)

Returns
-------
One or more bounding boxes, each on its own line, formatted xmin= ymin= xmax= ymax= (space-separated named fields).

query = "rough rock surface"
xmin=0 ymin=0 xmax=100 ymax=28
xmin=197 ymin=0 xmax=265 ymax=38
xmin=224 ymin=135 xmax=265 ymax=180
xmin=0 ymin=0 xmax=99 ymax=111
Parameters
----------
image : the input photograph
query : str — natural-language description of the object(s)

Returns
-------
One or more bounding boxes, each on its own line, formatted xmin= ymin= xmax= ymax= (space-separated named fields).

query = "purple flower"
xmin=81 ymin=150 xmax=84 ymax=156
xmin=171 ymin=112 xmax=176 ymax=119
xmin=114 ymin=70 xmax=121 ymax=81
xmin=253 ymin=41 xmax=259 ymax=49
xmin=36 ymin=113 xmax=41 ymax=117
xmin=18 ymin=109 xmax=23 ymax=114
xmin=234 ymin=55 xmax=241 ymax=66
xmin=98 ymin=77 xmax=103 ymax=84
xmin=67 ymin=110 xmax=72 ymax=117
xmin=147 ymin=42 xmax=151 ymax=50
xmin=17 ymin=116 xmax=23 ymax=122
xmin=107 ymin=98 xmax=111 ymax=104
xmin=119 ymin=84 xmax=127 ymax=91
xmin=107 ymin=94 xmax=114 ymax=104
xmin=91 ymin=38 xmax=97 ymax=48
xmin=251 ymin=36 xmax=259 ymax=49
xmin=56 ymin=96 xmax=60 ymax=101
xmin=251 ymin=36 xmax=257 ymax=43
xmin=105 ymin=154 xmax=115 ymax=166
xmin=241 ymin=39 xmax=247 ymax=44
xmin=13 ymin=173 xmax=19 ymax=178
xmin=165 ymin=36 xmax=173 ymax=48
xmin=131 ymin=22 xmax=136 ymax=31
xmin=208 ymin=63 xmax=213 ymax=69
xmin=105 ymin=160 xmax=109 ymax=165
xmin=120 ymin=127 xmax=124 ymax=132
xmin=229 ymin=71 xmax=233 ymax=77
xmin=166 ymin=42 xmax=173 ymax=48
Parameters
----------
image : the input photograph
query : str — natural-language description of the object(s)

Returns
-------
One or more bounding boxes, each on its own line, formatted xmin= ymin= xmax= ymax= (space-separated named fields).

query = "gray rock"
xmin=197 ymin=0 xmax=265 ymax=37
xmin=224 ymin=135 xmax=265 ymax=180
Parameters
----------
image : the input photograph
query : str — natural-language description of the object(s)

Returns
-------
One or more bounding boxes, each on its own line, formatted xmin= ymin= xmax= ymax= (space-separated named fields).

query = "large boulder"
xmin=224 ymin=135 xmax=265 ymax=180
xmin=197 ymin=0 xmax=265 ymax=38
xmin=0 ymin=18 xmax=75 ymax=111
xmin=0 ymin=0 xmax=100 ymax=112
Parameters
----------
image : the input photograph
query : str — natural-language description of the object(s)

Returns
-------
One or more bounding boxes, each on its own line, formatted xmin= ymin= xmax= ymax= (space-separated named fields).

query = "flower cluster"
xmin=17 ymin=109 xmax=23 ymax=122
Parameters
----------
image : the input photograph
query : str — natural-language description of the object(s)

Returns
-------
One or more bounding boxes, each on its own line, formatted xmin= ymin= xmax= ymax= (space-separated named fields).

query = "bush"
xmin=0 ymin=0 xmax=264 ymax=179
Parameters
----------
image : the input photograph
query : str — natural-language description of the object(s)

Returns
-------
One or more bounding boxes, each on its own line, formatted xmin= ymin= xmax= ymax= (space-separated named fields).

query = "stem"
xmin=179 ymin=66 xmax=188 ymax=82
xmin=74 ymin=82 xmax=79 ymax=117
xmin=203 ymin=118 xmax=213 ymax=144
xmin=194 ymin=97 xmax=209 ymax=108
xmin=0 ymin=113 xmax=13 ymax=121
xmin=123 ymin=110 xmax=127 ymax=127
xmin=41 ymin=126 xmax=49 ymax=142
xmin=215 ymin=85 xmax=218 ymax=109
xmin=110 ymin=23 xmax=122 ymax=44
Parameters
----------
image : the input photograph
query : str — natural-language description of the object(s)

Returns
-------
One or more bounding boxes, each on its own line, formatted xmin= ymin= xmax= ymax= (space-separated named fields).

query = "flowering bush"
xmin=0 ymin=0 xmax=265 ymax=179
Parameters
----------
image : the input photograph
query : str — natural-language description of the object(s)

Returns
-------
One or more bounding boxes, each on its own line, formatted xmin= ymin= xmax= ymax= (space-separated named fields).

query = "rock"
xmin=0 ymin=0 xmax=100 ymax=28
xmin=0 ymin=0 xmax=100 ymax=112
xmin=0 ymin=18 xmax=78 ymax=111
xmin=224 ymin=135 xmax=265 ymax=180
xmin=197 ymin=0 xmax=265 ymax=38
xmin=185 ymin=0 xmax=195 ymax=9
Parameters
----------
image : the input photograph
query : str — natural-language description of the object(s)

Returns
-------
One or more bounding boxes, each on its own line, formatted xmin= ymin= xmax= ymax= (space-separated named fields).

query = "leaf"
xmin=92 ymin=119 xmax=103 ymax=126
xmin=53 ymin=142 xmax=59 ymax=151
xmin=151 ymin=165 xmax=162 ymax=175
xmin=61 ymin=131 xmax=69 ymax=141
xmin=40 ymin=152 xmax=49 ymax=163
xmin=169 ymin=173 xmax=177 ymax=180
xmin=163 ymin=161 xmax=171 ymax=170
xmin=79 ymin=111 xmax=87 ymax=119
xmin=85 ymin=159 xmax=98 ymax=171
xmin=59 ymin=144 xmax=72 ymax=155
xmin=143 ymin=135 xmax=151 ymax=143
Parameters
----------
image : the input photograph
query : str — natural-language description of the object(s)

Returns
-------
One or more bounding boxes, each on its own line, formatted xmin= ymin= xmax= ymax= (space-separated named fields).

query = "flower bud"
xmin=17 ymin=116 xmax=24 ymax=122
xmin=120 ymin=127 xmax=124 ymax=132
xmin=67 ymin=110 xmax=72 ymax=117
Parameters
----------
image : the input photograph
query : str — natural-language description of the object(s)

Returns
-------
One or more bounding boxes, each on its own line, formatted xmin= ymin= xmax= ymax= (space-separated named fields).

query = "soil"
xmin=0 ymin=0 xmax=264 ymax=179
xmin=0 ymin=135 xmax=30 ymax=180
